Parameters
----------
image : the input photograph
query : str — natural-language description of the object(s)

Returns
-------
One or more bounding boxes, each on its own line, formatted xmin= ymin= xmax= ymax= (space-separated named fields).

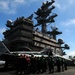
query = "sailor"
xmin=56 ymin=57 xmax=61 ymax=72
xmin=36 ymin=57 xmax=41 ymax=74
xmin=30 ymin=55 xmax=36 ymax=74
xmin=40 ymin=55 xmax=47 ymax=73
xmin=61 ymin=58 xmax=64 ymax=71
xmin=64 ymin=59 xmax=67 ymax=70
xmin=48 ymin=56 xmax=54 ymax=73
xmin=21 ymin=55 xmax=28 ymax=74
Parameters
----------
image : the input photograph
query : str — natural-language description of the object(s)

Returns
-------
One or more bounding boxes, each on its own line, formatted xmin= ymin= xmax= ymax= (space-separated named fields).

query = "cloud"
xmin=0 ymin=0 xmax=40 ymax=14
xmin=54 ymin=2 xmax=61 ymax=9
xmin=68 ymin=0 xmax=75 ymax=4
xmin=0 ymin=0 xmax=75 ymax=14
xmin=67 ymin=51 xmax=75 ymax=56
xmin=0 ymin=0 xmax=26 ymax=14
xmin=54 ymin=0 xmax=75 ymax=11
xmin=61 ymin=19 xmax=75 ymax=26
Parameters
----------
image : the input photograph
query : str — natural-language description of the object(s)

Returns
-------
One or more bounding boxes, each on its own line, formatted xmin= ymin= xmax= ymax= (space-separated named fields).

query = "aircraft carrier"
xmin=2 ymin=0 xmax=69 ymax=56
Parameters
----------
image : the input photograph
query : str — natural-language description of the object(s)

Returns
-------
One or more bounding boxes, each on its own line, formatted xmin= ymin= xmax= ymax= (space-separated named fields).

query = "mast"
xmin=47 ymin=26 xmax=62 ymax=40
xmin=34 ymin=0 xmax=57 ymax=34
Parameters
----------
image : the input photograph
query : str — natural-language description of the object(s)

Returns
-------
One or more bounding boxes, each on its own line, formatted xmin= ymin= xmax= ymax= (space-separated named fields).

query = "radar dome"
xmin=58 ymin=38 xmax=64 ymax=44
xmin=7 ymin=19 xmax=12 ymax=25
xmin=6 ymin=19 xmax=13 ymax=27
xmin=7 ymin=19 xmax=12 ymax=23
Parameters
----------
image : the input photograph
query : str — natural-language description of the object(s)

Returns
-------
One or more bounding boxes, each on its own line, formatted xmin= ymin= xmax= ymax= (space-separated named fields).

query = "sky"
xmin=0 ymin=0 xmax=75 ymax=57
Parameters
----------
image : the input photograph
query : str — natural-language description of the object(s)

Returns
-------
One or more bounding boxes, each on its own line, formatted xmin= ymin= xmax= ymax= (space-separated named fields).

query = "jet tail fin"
xmin=0 ymin=41 xmax=10 ymax=54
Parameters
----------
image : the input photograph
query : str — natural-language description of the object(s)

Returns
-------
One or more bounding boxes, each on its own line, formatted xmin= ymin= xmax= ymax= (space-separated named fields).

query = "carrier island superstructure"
xmin=2 ymin=0 xmax=69 ymax=56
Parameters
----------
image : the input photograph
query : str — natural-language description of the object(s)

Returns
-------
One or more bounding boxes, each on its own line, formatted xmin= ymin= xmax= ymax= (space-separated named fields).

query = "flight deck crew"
xmin=16 ymin=55 xmax=28 ymax=75
xmin=40 ymin=56 xmax=47 ymax=73
xmin=48 ymin=56 xmax=54 ymax=73
xmin=36 ymin=57 xmax=41 ymax=74
xmin=51 ymin=57 xmax=54 ymax=73
xmin=15 ymin=54 xmax=68 ymax=74
xmin=61 ymin=58 xmax=64 ymax=71
xmin=64 ymin=59 xmax=67 ymax=70
xmin=30 ymin=55 xmax=36 ymax=74
xmin=56 ymin=57 xmax=61 ymax=72
xmin=16 ymin=55 xmax=22 ymax=74
xmin=21 ymin=55 xmax=28 ymax=74
xmin=25 ymin=56 xmax=31 ymax=74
